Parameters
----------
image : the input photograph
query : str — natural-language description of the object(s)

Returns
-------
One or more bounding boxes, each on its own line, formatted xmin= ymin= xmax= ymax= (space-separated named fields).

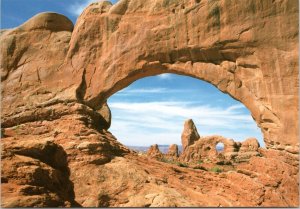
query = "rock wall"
xmin=1 ymin=107 xmax=131 ymax=207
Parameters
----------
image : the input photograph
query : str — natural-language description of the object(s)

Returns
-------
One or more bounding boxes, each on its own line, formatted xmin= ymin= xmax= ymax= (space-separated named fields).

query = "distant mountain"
xmin=127 ymin=145 xmax=183 ymax=154
xmin=128 ymin=144 xmax=224 ymax=153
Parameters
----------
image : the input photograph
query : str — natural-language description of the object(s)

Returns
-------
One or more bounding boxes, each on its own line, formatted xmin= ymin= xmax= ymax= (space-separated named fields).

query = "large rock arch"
xmin=1 ymin=0 xmax=299 ymax=207
xmin=2 ymin=0 xmax=297 ymax=150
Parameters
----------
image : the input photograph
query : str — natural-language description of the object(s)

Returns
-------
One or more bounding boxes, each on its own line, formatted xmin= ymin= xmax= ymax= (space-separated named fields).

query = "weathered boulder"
xmin=181 ymin=119 xmax=200 ymax=151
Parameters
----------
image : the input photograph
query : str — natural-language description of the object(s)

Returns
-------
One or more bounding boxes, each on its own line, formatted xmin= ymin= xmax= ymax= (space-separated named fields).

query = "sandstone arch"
xmin=67 ymin=0 xmax=299 ymax=151
xmin=180 ymin=135 xmax=240 ymax=161
xmin=1 ymin=0 xmax=299 ymax=207
xmin=1 ymin=0 xmax=298 ymax=152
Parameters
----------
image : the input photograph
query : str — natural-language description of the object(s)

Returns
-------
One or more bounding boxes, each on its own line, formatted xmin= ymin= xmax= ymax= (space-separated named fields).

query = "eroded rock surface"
xmin=181 ymin=119 xmax=200 ymax=151
xmin=236 ymin=138 xmax=261 ymax=162
xmin=1 ymin=0 xmax=299 ymax=207
xmin=166 ymin=144 xmax=179 ymax=158
xmin=1 ymin=107 xmax=130 ymax=207
xmin=147 ymin=144 xmax=163 ymax=159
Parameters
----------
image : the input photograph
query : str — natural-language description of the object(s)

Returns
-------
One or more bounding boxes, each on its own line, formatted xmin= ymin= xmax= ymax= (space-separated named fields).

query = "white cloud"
xmin=118 ymin=88 xmax=167 ymax=94
xmin=116 ymin=88 xmax=190 ymax=95
xmin=127 ymin=88 xmax=167 ymax=93
xmin=108 ymin=101 xmax=264 ymax=146
xmin=109 ymin=102 xmax=253 ymax=122
xmin=157 ymin=74 xmax=173 ymax=80
xmin=226 ymin=104 xmax=245 ymax=112
xmin=68 ymin=0 xmax=96 ymax=16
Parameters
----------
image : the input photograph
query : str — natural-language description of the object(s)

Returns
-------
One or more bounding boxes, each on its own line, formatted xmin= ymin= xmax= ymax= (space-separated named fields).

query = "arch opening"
xmin=107 ymin=73 xmax=265 ymax=149
xmin=216 ymin=142 xmax=225 ymax=153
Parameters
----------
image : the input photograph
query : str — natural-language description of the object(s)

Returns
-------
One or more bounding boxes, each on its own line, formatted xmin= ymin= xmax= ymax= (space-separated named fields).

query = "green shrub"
xmin=197 ymin=160 xmax=203 ymax=164
xmin=211 ymin=166 xmax=222 ymax=173
xmin=158 ymin=157 xmax=171 ymax=163
xmin=162 ymin=0 xmax=180 ymax=7
xmin=176 ymin=162 xmax=188 ymax=167
xmin=194 ymin=165 xmax=207 ymax=171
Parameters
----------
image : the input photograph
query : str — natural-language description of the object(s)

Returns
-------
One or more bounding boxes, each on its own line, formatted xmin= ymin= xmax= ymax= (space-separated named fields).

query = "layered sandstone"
xmin=1 ymin=0 xmax=299 ymax=207
xmin=1 ymin=108 xmax=130 ymax=207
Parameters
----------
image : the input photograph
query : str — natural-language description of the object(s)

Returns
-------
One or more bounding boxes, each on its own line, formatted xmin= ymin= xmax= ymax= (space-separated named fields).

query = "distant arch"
xmin=216 ymin=142 xmax=225 ymax=153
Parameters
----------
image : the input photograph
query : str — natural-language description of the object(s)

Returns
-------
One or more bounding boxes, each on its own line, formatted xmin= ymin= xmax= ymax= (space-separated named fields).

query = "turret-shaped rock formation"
xmin=181 ymin=119 xmax=200 ymax=151
xmin=146 ymin=144 xmax=162 ymax=158
xmin=179 ymin=120 xmax=261 ymax=163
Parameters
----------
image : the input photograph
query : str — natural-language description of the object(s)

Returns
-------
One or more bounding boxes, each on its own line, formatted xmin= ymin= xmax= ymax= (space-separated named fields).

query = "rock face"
xmin=236 ymin=138 xmax=261 ymax=162
xmin=166 ymin=144 xmax=179 ymax=158
xmin=1 ymin=110 xmax=131 ymax=207
xmin=1 ymin=0 xmax=299 ymax=207
xmin=147 ymin=144 xmax=163 ymax=159
xmin=1 ymin=138 xmax=77 ymax=207
xmin=181 ymin=119 xmax=200 ymax=150
xmin=240 ymin=138 xmax=260 ymax=152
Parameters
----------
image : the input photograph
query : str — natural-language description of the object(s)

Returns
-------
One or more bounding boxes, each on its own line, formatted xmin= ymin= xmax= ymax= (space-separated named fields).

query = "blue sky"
xmin=109 ymin=74 xmax=264 ymax=147
xmin=1 ymin=0 xmax=264 ymax=147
